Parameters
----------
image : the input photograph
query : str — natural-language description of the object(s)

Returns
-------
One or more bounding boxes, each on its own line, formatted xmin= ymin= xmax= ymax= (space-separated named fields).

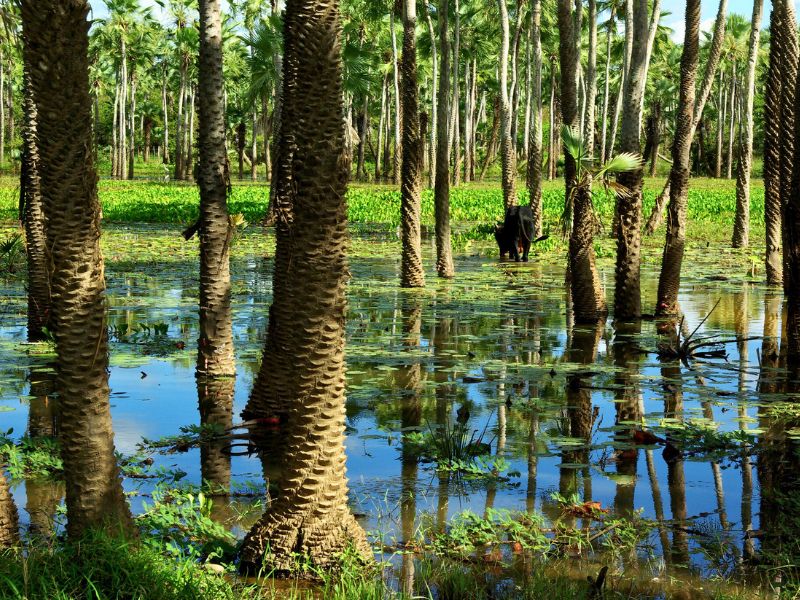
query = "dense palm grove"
xmin=5 ymin=0 xmax=800 ymax=598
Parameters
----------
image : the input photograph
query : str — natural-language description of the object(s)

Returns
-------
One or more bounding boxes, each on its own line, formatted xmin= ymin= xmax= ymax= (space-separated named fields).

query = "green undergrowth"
xmin=0 ymin=178 xmax=765 ymax=232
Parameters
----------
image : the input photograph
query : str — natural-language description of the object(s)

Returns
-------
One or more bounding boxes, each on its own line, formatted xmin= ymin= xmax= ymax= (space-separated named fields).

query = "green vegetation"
xmin=0 ymin=177 xmax=765 ymax=231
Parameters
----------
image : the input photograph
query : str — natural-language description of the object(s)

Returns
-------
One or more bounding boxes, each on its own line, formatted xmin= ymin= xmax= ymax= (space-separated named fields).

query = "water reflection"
xmin=5 ymin=227 xmax=800 ymax=591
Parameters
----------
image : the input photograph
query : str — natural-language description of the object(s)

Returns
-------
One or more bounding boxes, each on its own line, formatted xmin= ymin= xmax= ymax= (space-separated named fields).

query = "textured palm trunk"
xmin=197 ymin=0 xmax=236 ymax=378
xmin=732 ymin=0 xmax=763 ymax=248
xmin=559 ymin=0 xmax=606 ymax=323
xmin=725 ymin=62 xmax=736 ymax=180
xmin=764 ymin=0 xmax=796 ymax=287
xmin=390 ymin=11 xmax=402 ymax=185
xmin=400 ymin=0 xmax=425 ymax=289
xmin=237 ymin=0 xmax=370 ymax=571
xmin=527 ymin=0 xmax=543 ymax=238
xmin=174 ymin=62 xmax=186 ymax=180
xmin=21 ymin=0 xmax=133 ymax=538
xmin=614 ymin=0 xmax=648 ymax=321
xmin=0 ymin=468 xmax=18 ymax=548
xmin=583 ymin=0 xmax=597 ymax=157
xmin=21 ymin=65 xmax=50 ymax=341
xmin=656 ymin=0 xmax=727 ymax=315
xmin=599 ymin=12 xmax=614 ymax=164
xmin=426 ymin=9 xmax=438 ymax=189
xmin=450 ymin=0 xmax=461 ymax=186
xmin=435 ymin=0 xmax=454 ymax=279
xmin=250 ymin=111 xmax=257 ymax=181
xmin=498 ymin=0 xmax=517 ymax=209
xmin=716 ymin=72 xmax=724 ymax=178
xmin=479 ymin=94 xmax=500 ymax=180
xmin=547 ymin=62 xmax=557 ymax=179
xmin=161 ymin=75 xmax=170 ymax=164
xmin=376 ymin=75 xmax=387 ymax=182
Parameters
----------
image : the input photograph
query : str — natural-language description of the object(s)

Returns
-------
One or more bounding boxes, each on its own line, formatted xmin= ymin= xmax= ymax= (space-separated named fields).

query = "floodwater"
xmin=0 ymin=223 xmax=796 ymax=594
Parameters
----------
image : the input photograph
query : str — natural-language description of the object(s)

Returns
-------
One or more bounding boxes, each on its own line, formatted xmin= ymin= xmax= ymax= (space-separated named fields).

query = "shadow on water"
xmin=4 ymin=224 xmax=800 ymax=595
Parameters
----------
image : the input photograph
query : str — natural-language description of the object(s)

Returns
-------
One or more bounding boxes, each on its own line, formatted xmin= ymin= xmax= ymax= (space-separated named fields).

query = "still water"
xmin=0 ymin=223 xmax=793 ymax=590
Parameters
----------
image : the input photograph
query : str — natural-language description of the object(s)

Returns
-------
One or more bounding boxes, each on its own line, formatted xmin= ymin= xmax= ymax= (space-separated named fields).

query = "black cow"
xmin=495 ymin=205 xmax=534 ymax=262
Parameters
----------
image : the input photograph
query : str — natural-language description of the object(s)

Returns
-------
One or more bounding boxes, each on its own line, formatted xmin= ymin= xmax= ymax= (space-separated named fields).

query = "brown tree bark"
xmin=498 ymin=0 xmax=517 ymax=209
xmin=435 ymin=0 xmax=454 ymax=278
xmin=196 ymin=0 xmax=236 ymax=378
xmin=614 ymin=0 xmax=649 ymax=320
xmin=0 ymin=468 xmax=18 ymax=548
xmin=20 ymin=63 xmax=50 ymax=342
xmin=21 ymin=0 xmax=133 ymax=538
xmin=237 ymin=0 xmax=371 ymax=572
xmin=559 ymin=0 xmax=606 ymax=323
xmin=527 ymin=0 xmax=543 ymax=238
xmin=400 ymin=0 xmax=425 ymax=288
xmin=655 ymin=0 xmax=701 ymax=315
xmin=764 ymin=0 xmax=797 ymax=287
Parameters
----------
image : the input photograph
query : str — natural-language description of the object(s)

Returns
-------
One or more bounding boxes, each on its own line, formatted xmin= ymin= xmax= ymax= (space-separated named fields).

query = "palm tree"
xmin=237 ymin=0 xmax=371 ymax=572
xmin=559 ymin=0 xmax=607 ymax=324
xmin=497 ymin=0 xmax=516 ymax=209
xmin=400 ymin=0 xmax=425 ymax=288
xmin=656 ymin=0 xmax=728 ymax=315
xmin=0 ymin=467 xmax=18 ymax=548
xmin=527 ymin=0 xmax=543 ymax=238
xmin=731 ymin=0 xmax=763 ymax=248
xmin=655 ymin=0 xmax=700 ymax=316
xmin=193 ymin=0 xmax=236 ymax=378
xmin=435 ymin=0 xmax=455 ymax=278
xmin=613 ymin=0 xmax=649 ymax=320
xmin=20 ymin=0 xmax=133 ymax=538
xmin=562 ymin=125 xmax=641 ymax=323
xmin=20 ymin=61 xmax=49 ymax=341
xmin=764 ymin=0 xmax=797 ymax=287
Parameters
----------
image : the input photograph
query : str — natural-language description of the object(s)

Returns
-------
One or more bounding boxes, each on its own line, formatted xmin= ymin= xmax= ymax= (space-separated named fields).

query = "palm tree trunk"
xmin=655 ymin=0 xmax=700 ymax=315
xmin=21 ymin=0 xmax=133 ymax=538
xmin=715 ymin=71 xmax=724 ymax=178
xmin=162 ymin=74 xmax=170 ymax=164
xmin=599 ymin=12 xmax=614 ymax=164
xmin=560 ymin=0 xmax=606 ymax=323
xmin=112 ymin=83 xmax=119 ymax=177
xmin=391 ymin=10 xmax=402 ymax=185
xmin=128 ymin=77 xmax=136 ymax=180
xmin=400 ymin=0 xmax=425 ymax=288
xmin=583 ymin=0 xmax=597 ymax=156
xmin=0 ymin=468 xmax=18 ymax=548
xmin=528 ymin=0 xmax=543 ymax=238
xmin=764 ymin=0 xmax=797 ymax=287
xmin=726 ymin=62 xmax=736 ymax=179
xmin=427 ymin=9 xmax=438 ymax=189
xmin=0 ymin=50 xmax=5 ymax=172
xmin=609 ymin=0 xmax=633 ymax=160
xmin=250 ymin=110 xmax=257 ymax=181
xmin=656 ymin=0 xmax=729 ymax=313
xmin=197 ymin=0 xmax=236 ymax=379
xmin=376 ymin=74 xmax=388 ymax=182
xmin=548 ymin=61 xmax=557 ymax=179
xmin=733 ymin=0 xmax=762 ymax=249
xmin=498 ymin=0 xmax=517 ymax=209
xmin=614 ymin=0 xmax=649 ymax=321
xmin=21 ymin=64 xmax=50 ymax=342
xmin=237 ymin=0 xmax=370 ymax=571
xmin=435 ymin=0 xmax=454 ymax=278
xmin=198 ymin=376 xmax=234 ymax=499
xmin=451 ymin=0 xmax=461 ymax=185
xmin=175 ymin=62 xmax=186 ymax=180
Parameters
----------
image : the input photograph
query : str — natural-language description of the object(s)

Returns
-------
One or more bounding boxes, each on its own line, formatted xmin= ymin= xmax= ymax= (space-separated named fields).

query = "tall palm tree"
xmin=527 ymin=0 xmax=543 ymax=238
xmin=655 ymin=0 xmax=728 ymax=315
xmin=731 ymin=0 xmax=763 ymax=249
xmin=195 ymin=0 xmax=236 ymax=378
xmin=497 ymin=0 xmax=516 ymax=209
xmin=559 ymin=0 xmax=607 ymax=323
xmin=655 ymin=0 xmax=700 ymax=316
xmin=613 ymin=0 xmax=649 ymax=320
xmin=400 ymin=0 xmax=425 ymax=288
xmin=20 ymin=0 xmax=133 ymax=538
xmin=764 ymin=0 xmax=797 ymax=287
xmin=435 ymin=0 xmax=455 ymax=278
xmin=237 ymin=0 xmax=371 ymax=572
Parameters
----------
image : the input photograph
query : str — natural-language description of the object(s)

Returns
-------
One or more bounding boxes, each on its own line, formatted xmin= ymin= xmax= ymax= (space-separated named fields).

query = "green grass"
xmin=0 ymin=177 xmax=765 ymax=232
